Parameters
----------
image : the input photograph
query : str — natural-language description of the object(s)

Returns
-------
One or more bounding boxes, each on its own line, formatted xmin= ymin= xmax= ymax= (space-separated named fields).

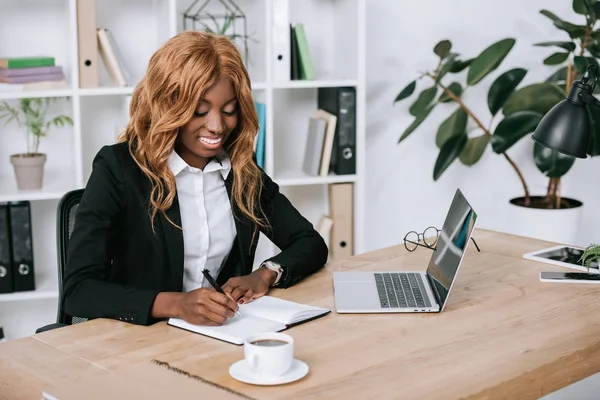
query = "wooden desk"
xmin=2 ymin=229 xmax=600 ymax=399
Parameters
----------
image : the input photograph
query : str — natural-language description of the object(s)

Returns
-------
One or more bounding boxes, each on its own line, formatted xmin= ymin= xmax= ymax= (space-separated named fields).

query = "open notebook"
xmin=167 ymin=296 xmax=330 ymax=345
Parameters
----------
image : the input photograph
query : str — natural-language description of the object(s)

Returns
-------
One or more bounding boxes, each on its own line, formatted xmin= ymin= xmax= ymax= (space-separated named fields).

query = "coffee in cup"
xmin=244 ymin=333 xmax=294 ymax=378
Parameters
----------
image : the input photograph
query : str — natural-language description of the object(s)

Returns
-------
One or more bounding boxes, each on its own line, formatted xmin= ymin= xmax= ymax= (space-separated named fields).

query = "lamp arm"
xmin=578 ymin=91 xmax=600 ymax=109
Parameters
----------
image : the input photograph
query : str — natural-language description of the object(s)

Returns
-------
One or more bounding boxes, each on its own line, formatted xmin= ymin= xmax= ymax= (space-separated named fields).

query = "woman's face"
xmin=176 ymin=77 xmax=239 ymax=169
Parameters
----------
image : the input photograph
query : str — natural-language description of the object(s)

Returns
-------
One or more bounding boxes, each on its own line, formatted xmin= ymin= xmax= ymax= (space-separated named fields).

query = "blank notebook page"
xmin=241 ymin=295 xmax=329 ymax=324
xmin=168 ymin=314 xmax=286 ymax=345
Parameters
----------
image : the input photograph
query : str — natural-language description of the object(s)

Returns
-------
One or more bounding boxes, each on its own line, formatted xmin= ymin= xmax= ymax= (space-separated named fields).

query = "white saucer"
xmin=229 ymin=358 xmax=309 ymax=386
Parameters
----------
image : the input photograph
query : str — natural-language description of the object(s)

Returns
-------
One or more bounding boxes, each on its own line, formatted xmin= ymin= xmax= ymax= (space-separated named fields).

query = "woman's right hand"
xmin=175 ymin=288 xmax=239 ymax=326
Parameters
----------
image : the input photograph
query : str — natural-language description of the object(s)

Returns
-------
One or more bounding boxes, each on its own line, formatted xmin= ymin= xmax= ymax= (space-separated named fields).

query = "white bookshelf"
xmin=0 ymin=0 xmax=366 ymax=340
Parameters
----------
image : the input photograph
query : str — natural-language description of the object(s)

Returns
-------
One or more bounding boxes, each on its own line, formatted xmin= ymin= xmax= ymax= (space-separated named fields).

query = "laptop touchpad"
xmin=334 ymin=281 xmax=381 ymax=310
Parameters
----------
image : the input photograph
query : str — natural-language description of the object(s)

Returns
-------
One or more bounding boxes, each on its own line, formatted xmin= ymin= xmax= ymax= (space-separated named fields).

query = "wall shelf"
xmin=0 ymin=0 xmax=366 ymax=341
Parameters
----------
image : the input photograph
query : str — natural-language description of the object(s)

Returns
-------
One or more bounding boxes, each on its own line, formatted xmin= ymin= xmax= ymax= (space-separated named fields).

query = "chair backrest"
xmin=56 ymin=188 xmax=86 ymax=325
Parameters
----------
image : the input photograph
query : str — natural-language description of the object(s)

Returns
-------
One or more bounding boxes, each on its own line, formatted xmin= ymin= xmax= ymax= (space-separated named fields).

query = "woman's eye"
xmin=194 ymin=111 xmax=208 ymax=117
xmin=223 ymin=109 xmax=237 ymax=116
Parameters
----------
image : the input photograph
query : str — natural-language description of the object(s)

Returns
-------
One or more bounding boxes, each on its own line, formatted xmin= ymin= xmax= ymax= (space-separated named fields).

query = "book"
xmin=167 ymin=296 xmax=330 ymax=345
xmin=97 ymin=28 xmax=127 ymax=86
xmin=0 ymin=66 xmax=62 ymax=77
xmin=302 ymin=116 xmax=326 ymax=176
xmin=0 ymin=56 xmax=55 ymax=69
xmin=0 ymin=72 xmax=65 ymax=84
xmin=293 ymin=23 xmax=315 ymax=80
xmin=255 ymin=102 xmax=266 ymax=168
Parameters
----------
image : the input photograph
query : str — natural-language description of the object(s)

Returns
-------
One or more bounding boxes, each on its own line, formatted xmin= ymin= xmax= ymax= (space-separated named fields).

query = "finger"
xmin=230 ymin=286 xmax=247 ymax=303
xmin=188 ymin=316 xmax=220 ymax=327
xmin=207 ymin=293 xmax=237 ymax=317
xmin=221 ymin=281 xmax=234 ymax=295
xmin=241 ymin=289 xmax=255 ymax=304
xmin=199 ymin=307 xmax=228 ymax=325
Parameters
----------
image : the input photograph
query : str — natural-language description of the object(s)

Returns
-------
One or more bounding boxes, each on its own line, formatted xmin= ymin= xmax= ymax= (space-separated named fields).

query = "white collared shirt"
xmin=168 ymin=151 xmax=237 ymax=292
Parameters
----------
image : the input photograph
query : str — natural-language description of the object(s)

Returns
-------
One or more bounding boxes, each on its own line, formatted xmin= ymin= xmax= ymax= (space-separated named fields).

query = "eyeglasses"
xmin=404 ymin=226 xmax=481 ymax=253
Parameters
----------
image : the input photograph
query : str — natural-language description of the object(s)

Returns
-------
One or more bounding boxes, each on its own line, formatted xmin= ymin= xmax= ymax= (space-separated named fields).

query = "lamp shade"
xmin=531 ymin=80 xmax=591 ymax=159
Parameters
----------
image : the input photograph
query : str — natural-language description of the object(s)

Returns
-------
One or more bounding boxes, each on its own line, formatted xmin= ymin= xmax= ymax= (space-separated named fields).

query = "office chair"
xmin=35 ymin=188 xmax=87 ymax=333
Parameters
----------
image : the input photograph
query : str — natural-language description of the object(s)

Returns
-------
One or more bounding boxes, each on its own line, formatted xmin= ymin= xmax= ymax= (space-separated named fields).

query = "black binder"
xmin=8 ymin=201 xmax=35 ymax=292
xmin=0 ymin=203 xmax=14 ymax=294
xmin=317 ymin=87 xmax=356 ymax=175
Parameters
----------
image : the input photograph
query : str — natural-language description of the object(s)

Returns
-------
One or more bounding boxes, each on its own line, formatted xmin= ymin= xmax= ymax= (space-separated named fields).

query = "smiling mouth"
xmin=199 ymin=136 xmax=222 ymax=145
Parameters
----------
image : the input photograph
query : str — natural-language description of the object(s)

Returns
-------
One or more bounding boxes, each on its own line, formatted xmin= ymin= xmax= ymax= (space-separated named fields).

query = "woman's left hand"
xmin=222 ymin=266 xmax=277 ymax=304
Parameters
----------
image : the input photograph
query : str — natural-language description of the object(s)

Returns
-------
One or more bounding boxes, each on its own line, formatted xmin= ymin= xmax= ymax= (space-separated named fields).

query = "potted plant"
xmin=0 ymin=97 xmax=73 ymax=190
xmin=580 ymin=243 xmax=600 ymax=270
xmin=392 ymin=2 xmax=600 ymax=244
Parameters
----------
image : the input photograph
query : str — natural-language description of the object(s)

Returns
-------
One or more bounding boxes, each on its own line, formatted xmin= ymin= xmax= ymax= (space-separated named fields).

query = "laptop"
xmin=333 ymin=188 xmax=477 ymax=313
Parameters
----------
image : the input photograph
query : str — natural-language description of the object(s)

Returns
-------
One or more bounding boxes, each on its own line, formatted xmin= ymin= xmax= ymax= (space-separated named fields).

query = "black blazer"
xmin=62 ymin=142 xmax=328 ymax=325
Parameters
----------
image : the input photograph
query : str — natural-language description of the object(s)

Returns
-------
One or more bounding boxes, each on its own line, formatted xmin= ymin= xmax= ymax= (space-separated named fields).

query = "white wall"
xmin=365 ymin=0 xmax=600 ymax=252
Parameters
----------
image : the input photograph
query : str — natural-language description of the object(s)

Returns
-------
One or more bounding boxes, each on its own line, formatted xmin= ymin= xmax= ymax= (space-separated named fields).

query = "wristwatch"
xmin=261 ymin=261 xmax=284 ymax=286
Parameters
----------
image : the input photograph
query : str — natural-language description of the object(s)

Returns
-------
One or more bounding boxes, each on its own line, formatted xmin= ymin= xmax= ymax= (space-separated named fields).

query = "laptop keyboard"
xmin=374 ymin=272 xmax=432 ymax=309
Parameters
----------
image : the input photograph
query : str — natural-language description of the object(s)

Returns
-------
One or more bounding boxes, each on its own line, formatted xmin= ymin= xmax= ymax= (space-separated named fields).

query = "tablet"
xmin=540 ymin=271 xmax=600 ymax=284
xmin=523 ymin=245 xmax=600 ymax=273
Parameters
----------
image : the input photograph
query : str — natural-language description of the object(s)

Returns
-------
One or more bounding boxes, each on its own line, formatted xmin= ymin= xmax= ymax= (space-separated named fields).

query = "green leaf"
xmin=436 ymin=108 xmax=468 ymax=148
xmin=398 ymin=105 xmax=435 ymax=143
xmin=574 ymin=0 xmax=589 ymax=14
xmin=394 ymin=81 xmax=416 ymax=103
xmin=534 ymin=41 xmax=577 ymax=52
xmin=491 ymin=111 xmax=543 ymax=153
xmin=543 ymin=52 xmax=570 ymax=65
xmin=439 ymin=82 xmax=463 ymax=103
xmin=587 ymin=41 xmax=600 ymax=58
xmin=436 ymin=54 xmax=458 ymax=83
xmin=502 ymin=83 xmax=565 ymax=116
xmin=540 ymin=10 xmax=588 ymax=39
xmin=574 ymin=55 xmax=600 ymax=76
xmin=409 ymin=86 xmax=437 ymax=116
xmin=434 ymin=40 xmax=452 ymax=59
xmin=545 ymin=66 xmax=569 ymax=86
xmin=459 ymin=135 xmax=490 ymax=166
xmin=448 ymin=58 xmax=472 ymax=73
xmin=467 ymin=38 xmax=516 ymax=86
xmin=433 ymin=133 xmax=468 ymax=181
xmin=586 ymin=105 xmax=600 ymax=156
xmin=487 ymin=68 xmax=527 ymax=116
xmin=534 ymin=141 xmax=576 ymax=178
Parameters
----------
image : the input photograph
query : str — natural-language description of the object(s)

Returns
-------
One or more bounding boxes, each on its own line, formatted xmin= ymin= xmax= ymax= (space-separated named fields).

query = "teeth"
xmin=200 ymin=137 xmax=221 ymax=145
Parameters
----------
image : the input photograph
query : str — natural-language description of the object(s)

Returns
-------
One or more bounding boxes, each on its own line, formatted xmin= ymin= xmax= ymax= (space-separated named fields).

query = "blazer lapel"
xmin=158 ymin=195 xmax=184 ymax=291
xmin=224 ymin=171 xmax=251 ymax=272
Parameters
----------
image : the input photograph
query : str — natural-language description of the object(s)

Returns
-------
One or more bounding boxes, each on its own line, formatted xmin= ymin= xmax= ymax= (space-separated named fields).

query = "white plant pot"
xmin=506 ymin=196 xmax=583 ymax=246
xmin=10 ymin=153 xmax=47 ymax=190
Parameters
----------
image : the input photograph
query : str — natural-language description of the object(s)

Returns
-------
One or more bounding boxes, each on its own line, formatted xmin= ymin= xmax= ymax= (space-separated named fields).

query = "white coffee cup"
xmin=244 ymin=332 xmax=294 ymax=378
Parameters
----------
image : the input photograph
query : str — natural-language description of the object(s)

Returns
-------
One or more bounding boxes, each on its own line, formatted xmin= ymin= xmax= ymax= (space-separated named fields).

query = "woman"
xmin=62 ymin=31 xmax=328 ymax=327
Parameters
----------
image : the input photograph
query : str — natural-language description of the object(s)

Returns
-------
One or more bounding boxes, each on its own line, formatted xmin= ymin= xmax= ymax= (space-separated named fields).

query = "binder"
xmin=0 ymin=203 xmax=14 ymax=294
xmin=271 ymin=0 xmax=290 ymax=82
xmin=328 ymin=183 xmax=354 ymax=260
xmin=318 ymin=87 xmax=357 ymax=175
xmin=8 ymin=202 xmax=35 ymax=292
xmin=76 ymin=0 xmax=99 ymax=88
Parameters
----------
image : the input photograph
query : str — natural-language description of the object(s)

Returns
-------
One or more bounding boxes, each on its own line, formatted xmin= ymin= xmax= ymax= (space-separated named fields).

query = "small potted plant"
xmin=580 ymin=243 xmax=600 ymax=271
xmin=0 ymin=97 xmax=72 ymax=190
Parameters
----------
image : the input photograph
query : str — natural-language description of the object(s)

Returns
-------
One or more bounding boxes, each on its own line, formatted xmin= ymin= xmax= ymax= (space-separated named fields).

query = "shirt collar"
xmin=168 ymin=150 xmax=231 ymax=180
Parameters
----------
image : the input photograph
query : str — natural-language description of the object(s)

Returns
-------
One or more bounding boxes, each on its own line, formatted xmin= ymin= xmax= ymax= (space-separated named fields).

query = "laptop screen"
xmin=425 ymin=189 xmax=477 ymax=310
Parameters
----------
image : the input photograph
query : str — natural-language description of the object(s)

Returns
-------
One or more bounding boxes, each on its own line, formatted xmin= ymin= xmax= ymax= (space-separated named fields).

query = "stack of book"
xmin=0 ymin=56 xmax=66 ymax=92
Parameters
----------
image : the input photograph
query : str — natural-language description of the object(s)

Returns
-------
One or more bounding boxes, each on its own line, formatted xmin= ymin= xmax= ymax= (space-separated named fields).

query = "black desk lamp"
xmin=531 ymin=64 xmax=599 ymax=158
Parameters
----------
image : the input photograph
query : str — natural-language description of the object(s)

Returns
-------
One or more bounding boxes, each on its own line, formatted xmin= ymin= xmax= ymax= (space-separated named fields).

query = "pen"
xmin=202 ymin=269 xmax=243 ymax=318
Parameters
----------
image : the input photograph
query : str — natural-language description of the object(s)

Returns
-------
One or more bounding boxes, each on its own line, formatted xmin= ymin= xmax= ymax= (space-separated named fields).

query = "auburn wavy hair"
xmin=119 ymin=31 xmax=267 ymax=232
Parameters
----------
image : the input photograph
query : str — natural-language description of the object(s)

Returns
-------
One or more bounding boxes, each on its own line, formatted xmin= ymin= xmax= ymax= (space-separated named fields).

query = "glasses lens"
xmin=423 ymin=226 xmax=439 ymax=247
xmin=404 ymin=231 xmax=419 ymax=251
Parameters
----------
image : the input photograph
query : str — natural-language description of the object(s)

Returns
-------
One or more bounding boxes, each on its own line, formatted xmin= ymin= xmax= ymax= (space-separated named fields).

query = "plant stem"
xmin=426 ymin=72 xmax=531 ymax=206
